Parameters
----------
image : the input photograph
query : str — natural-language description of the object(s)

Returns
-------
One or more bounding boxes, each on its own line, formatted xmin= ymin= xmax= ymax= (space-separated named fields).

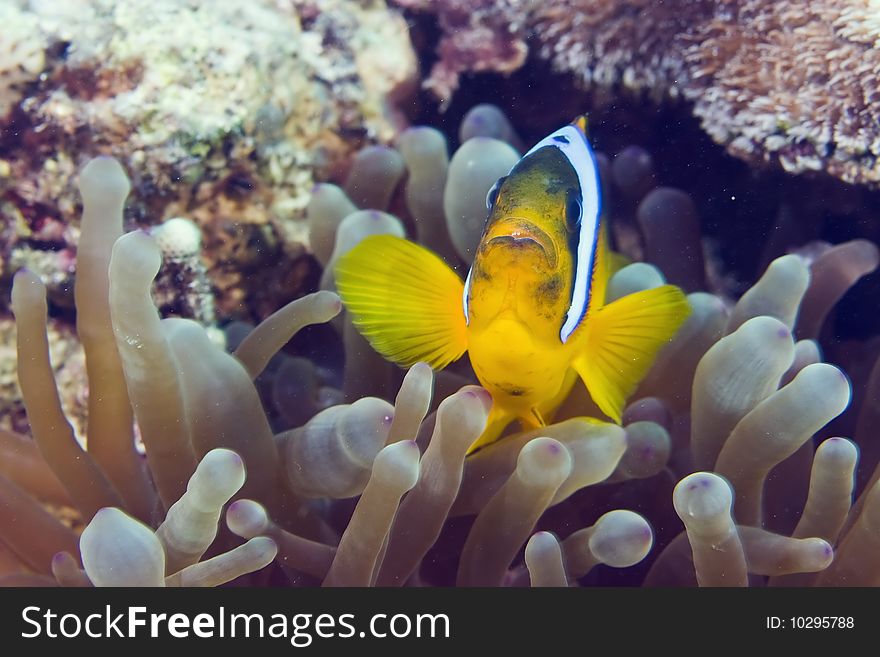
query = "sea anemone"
xmin=1 ymin=104 xmax=879 ymax=588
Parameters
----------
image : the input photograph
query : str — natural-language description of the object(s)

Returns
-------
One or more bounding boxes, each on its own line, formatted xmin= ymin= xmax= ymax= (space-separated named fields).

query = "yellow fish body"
xmin=336 ymin=117 xmax=690 ymax=452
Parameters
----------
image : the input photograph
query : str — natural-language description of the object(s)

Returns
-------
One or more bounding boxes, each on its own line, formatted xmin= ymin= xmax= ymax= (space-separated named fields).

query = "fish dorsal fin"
xmin=572 ymin=284 xmax=690 ymax=422
xmin=589 ymin=222 xmax=611 ymax=310
xmin=336 ymin=234 xmax=468 ymax=370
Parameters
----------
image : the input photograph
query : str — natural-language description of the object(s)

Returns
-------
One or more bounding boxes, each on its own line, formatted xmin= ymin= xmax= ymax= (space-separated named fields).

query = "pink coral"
xmin=396 ymin=0 xmax=527 ymax=104
xmin=396 ymin=0 xmax=880 ymax=186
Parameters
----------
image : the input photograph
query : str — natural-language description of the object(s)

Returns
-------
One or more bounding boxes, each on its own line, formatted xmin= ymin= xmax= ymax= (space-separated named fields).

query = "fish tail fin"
xmin=466 ymin=403 xmax=516 ymax=455
xmin=336 ymin=234 xmax=468 ymax=370
xmin=573 ymin=285 xmax=690 ymax=423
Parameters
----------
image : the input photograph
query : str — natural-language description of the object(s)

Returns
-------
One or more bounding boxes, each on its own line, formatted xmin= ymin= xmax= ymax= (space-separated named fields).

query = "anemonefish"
xmin=336 ymin=116 xmax=690 ymax=452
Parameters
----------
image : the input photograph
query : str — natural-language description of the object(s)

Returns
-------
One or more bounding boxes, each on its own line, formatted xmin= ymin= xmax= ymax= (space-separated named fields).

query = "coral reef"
xmin=0 ymin=0 xmax=416 ymax=319
xmin=397 ymin=0 xmax=880 ymax=187
xmin=149 ymin=217 xmax=218 ymax=331
xmin=0 ymin=315 xmax=86 ymax=441
xmin=394 ymin=0 xmax=528 ymax=103
xmin=0 ymin=3 xmax=45 ymax=121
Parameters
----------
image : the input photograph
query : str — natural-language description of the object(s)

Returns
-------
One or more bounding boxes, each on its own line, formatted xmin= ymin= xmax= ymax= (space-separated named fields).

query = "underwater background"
xmin=1 ymin=0 xmax=879 ymax=587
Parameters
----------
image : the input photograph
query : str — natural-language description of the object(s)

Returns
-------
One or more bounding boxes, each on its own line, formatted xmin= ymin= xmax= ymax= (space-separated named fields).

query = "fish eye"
xmin=566 ymin=189 xmax=582 ymax=229
xmin=485 ymin=176 xmax=506 ymax=210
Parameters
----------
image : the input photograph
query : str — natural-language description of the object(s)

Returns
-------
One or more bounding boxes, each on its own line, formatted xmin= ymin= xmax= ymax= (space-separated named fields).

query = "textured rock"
xmin=397 ymin=0 xmax=880 ymax=187
xmin=0 ymin=0 xmax=416 ymax=318
xmin=0 ymin=316 xmax=87 ymax=443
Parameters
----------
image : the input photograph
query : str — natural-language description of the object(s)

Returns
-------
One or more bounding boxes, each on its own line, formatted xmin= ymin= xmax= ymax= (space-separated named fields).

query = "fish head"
xmin=466 ymin=143 xmax=589 ymax=340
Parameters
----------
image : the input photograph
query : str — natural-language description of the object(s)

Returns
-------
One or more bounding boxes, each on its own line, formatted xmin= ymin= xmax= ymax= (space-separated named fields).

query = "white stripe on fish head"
xmin=523 ymin=123 xmax=602 ymax=343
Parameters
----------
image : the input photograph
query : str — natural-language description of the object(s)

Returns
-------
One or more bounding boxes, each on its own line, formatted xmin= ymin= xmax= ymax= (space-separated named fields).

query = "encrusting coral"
xmin=0 ymin=0 xmax=416 ymax=321
xmin=397 ymin=0 xmax=880 ymax=187
xmin=2 ymin=103 xmax=880 ymax=588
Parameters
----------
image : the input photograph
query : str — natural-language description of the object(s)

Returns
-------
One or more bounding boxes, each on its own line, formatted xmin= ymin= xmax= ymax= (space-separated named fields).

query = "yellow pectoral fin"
xmin=573 ymin=284 xmax=690 ymax=423
xmin=335 ymin=234 xmax=468 ymax=370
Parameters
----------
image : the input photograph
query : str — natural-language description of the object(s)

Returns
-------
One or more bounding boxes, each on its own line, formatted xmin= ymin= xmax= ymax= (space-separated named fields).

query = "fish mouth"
xmin=483 ymin=220 xmax=558 ymax=268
